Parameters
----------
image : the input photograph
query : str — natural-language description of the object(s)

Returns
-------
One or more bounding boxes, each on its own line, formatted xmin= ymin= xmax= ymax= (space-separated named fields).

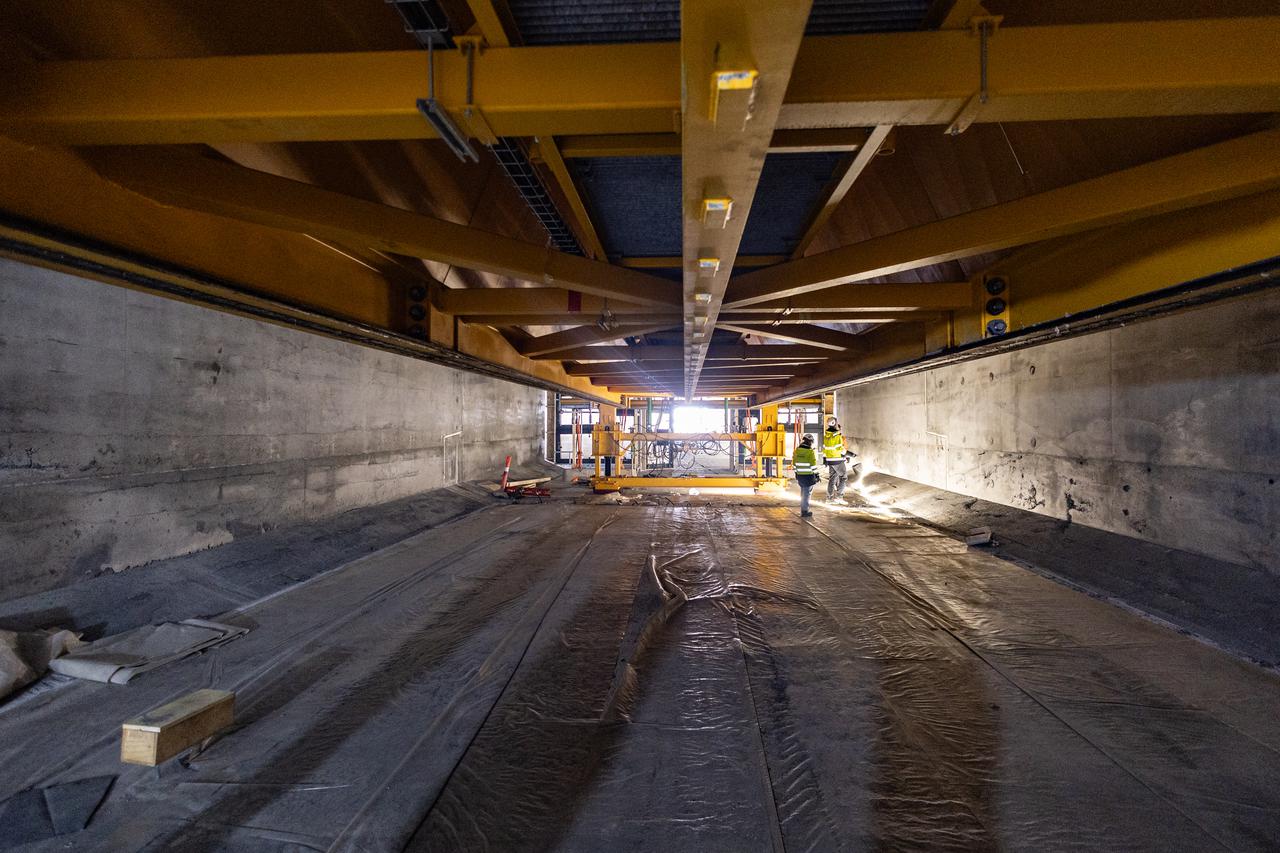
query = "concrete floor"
xmin=3 ymin=488 xmax=1279 ymax=851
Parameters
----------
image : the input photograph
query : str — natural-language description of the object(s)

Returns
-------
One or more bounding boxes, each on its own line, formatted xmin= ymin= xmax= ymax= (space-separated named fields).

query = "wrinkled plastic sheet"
xmin=1 ymin=499 xmax=1279 ymax=850
xmin=48 ymin=619 xmax=248 ymax=684
xmin=0 ymin=775 xmax=114 ymax=848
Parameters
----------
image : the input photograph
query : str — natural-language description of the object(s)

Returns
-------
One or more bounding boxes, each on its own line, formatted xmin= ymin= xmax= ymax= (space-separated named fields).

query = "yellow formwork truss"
xmin=589 ymin=405 xmax=790 ymax=492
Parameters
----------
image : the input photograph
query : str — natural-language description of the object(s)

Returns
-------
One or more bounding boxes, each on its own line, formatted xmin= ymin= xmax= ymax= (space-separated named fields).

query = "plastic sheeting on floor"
xmin=1 ymin=500 xmax=1279 ymax=851
xmin=48 ymin=619 xmax=247 ymax=684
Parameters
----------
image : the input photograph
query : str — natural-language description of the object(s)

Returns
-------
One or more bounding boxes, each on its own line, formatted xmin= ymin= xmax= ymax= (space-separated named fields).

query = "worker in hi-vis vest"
xmin=792 ymin=433 xmax=820 ymax=518
xmin=822 ymin=416 xmax=848 ymax=503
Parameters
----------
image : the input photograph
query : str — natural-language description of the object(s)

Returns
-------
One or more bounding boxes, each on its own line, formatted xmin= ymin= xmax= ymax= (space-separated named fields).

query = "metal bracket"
xmin=945 ymin=15 xmax=1004 ymax=136
xmin=418 ymin=36 xmax=480 ymax=162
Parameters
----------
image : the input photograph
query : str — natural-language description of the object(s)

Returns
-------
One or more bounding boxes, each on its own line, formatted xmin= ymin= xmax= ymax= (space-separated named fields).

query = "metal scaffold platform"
xmin=589 ymin=402 xmax=792 ymax=492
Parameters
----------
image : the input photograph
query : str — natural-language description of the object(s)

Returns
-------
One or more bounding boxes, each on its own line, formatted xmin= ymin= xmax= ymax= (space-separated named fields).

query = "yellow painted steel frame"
xmin=589 ymin=405 xmax=788 ymax=492
xmin=591 ymin=476 xmax=785 ymax=492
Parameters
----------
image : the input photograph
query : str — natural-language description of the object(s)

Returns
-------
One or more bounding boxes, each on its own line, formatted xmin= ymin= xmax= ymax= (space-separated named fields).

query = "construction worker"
xmin=822 ymin=416 xmax=848 ymax=503
xmin=793 ymin=433 xmax=820 ymax=518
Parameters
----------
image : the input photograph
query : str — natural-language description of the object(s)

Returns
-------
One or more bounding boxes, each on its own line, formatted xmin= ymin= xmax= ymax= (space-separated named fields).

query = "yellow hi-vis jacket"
xmin=793 ymin=446 xmax=819 ymax=476
xmin=822 ymin=429 xmax=845 ymax=461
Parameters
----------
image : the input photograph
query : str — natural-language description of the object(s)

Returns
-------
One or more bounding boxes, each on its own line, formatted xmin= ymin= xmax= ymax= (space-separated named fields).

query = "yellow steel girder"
xmin=85 ymin=147 xmax=682 ymax=307
xmin=557 ymin=128 xmax=873 ymax=158
xmin=3 ymin=19 xmax=1279 ymax=145
xmin=516 ymin=324 xmax=676 ymax=358
xmin=726 ymin=130 xmax=1280 ymax=307
xmin=537 ymin=344 xmax=834 ymax=362
xmin=0 ymin=138 xmax=621 ymax=404
xmin=716 ymin=323 xmax=866 ymax=350
xmin=465 ymin=311 xmax=930 ymax=326
xmin=756 ymin=188 xmax=1280 ymax=405
xmin=589 ymin=476 xmax=787 ymax=492
xmin=531 ymin=136 xmax=608 ymax=260
xmin=680 ymin=0 xmax=814 ymax=397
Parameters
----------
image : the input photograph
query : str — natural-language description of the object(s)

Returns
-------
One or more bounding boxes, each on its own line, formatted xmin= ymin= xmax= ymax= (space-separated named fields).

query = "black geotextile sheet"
xmin=2 ymin=500 xmax=1279 ymax=851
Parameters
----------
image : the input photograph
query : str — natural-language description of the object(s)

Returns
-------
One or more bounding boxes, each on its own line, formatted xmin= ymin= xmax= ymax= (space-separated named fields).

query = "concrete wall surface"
xmin=837 ymin=289 xmax=1280 ymax=572
xmin=0 ymin=258 xmax=545 ymax=599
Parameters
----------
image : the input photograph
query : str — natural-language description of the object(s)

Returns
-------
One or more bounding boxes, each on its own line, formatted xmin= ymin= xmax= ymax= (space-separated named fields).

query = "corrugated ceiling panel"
xmin=806 ymin=0 xmax=932 ymax=34
xmin=567 ymin=156 xmax=681 ymax=257
xmin=506 ymin=0 xmax=929 ymax=45
xmin=741 ymin=152 xmax=844 ymax=256
xmin=506 ymin=0 xmax=679 ymax=44
xmin=569 ymin=153 xmax=844 ymax=261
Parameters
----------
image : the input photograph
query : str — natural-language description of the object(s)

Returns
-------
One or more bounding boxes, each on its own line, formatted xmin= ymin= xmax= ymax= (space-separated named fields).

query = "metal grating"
xmin=490 ymin=138 xmax=583 ymax=255
xmin=568 ymin=153 xmax=844 ymax=260
xmin=740 ymin=152 xmax=846 ymax=256
xmin=506 ymin=0 xmax=680 ymax=45
xmin=806 ymin=0 xmax=933 ymax=34
xmin=505 ymin=0 xmax=930 ymax=45
xmin=566 ymin=156 xmax=682 ymax=258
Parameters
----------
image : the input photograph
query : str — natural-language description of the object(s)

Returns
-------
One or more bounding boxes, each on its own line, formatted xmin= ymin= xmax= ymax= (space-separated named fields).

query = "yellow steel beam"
xmin=464 ymin=0 xmax=514 ymax=47
xmin=471 ymin=313 xmax=682 ymax=327
xmin=717 ymin=322 xmax=865 ymax=350
xmin=759 ymin=189 xmax=1280 ymax=405
xmin=516 ymin=323 xmax=675 ymax=358
xmin=737 ymin=282 xmax=972 ymax=311
xmin=790 ymin=124 xmax=893 ymax=259
xmin=0 ymin=44 xmax=682 ymax=144
xmin=962 ymin=188 xmax=1280 ymax=344
xmin=534 ymin=343 xmax=835 ymax=362
xmin=726 ymin=130 xmax=1280 ymax=308
xmin=464 ymin=310 xmax=927 ymax=326
xmin=567 ymin=361 xmax=819 ymax=377
xmin=0 ymin=219 xmax=622 ymax=407
xmin=532 ymin=135 xmax=609 ymax=260
xmin=590 ymin=477 xmax=784 ymax=491
xmin=560 ymin=133 xmax=684 ymax=158
xmin=85 ymin=147 xmax=682 ymax=307
xmin=436 ymin=287 xmax=642 ymax=315
xmin=387 ymin=274 xmax=965 ymax=320
xmin=618 ymin=255 xmax=784 ymax=269
xmin=681 ymin=0 xmax=813 ymax=397
xmin=557 ymin=128 xmax=872 ymax=158
xmin=5 ymin=20 xmax=1280 ymax=145
xmin=0 ymin=140 xmax=626 ymax=403
xmin=573 ymin=364 xmax=807 ymax=379
xmin=780 ymin=18 xmax=1280 ymax=129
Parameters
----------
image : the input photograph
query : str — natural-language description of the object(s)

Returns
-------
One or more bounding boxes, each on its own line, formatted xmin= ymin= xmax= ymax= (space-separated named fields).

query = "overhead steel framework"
xmin=0 ymin=3 xmax=1278 ymax=405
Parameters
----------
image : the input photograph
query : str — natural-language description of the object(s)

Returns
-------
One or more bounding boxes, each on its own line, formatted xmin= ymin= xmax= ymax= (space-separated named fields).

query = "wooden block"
xmin=121 ymin=688 xmax=234 ymax=766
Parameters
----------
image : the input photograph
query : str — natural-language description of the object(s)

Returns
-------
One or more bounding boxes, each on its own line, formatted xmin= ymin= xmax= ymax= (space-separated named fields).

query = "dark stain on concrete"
xmin=73 ymin=541 xmax=113 ymax=581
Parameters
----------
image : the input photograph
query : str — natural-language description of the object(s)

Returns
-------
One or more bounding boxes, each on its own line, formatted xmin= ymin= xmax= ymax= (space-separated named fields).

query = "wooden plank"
xmin=121 ymin=688 xmax=235 ymax=766
xmin=483 ymin=476 xmax=553 ymax=492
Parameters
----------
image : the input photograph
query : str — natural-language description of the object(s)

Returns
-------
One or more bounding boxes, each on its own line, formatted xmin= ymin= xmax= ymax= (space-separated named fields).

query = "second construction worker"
xmin=793 ymin=433 xmax=820 ymax=518
xmin=822 ymin=416 xmax=848 ymax=503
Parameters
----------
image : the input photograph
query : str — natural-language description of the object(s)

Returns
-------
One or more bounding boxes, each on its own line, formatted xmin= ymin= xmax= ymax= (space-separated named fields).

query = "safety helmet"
xmin=826 ymin=416 xmax=839 ymax=427
xmin=800 ymin=433 xmax=814 ymax=446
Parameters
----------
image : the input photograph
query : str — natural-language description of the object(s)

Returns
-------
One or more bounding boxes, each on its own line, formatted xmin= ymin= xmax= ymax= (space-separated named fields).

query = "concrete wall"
xmin=0 ymin=258 xmax=545 ymax=599
xmin=837 ymin=289 xmax=1280 ymax=572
